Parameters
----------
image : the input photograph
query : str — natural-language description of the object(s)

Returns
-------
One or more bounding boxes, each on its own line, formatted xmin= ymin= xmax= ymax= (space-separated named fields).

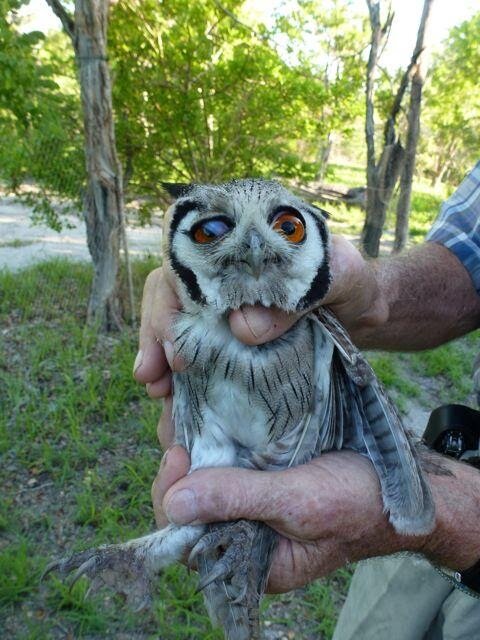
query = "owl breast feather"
xmin=171 ymin=310 xmax=331 ymax=472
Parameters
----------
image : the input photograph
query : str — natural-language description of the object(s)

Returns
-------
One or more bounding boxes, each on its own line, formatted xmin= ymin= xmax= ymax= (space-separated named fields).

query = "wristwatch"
xmin=423 ymin=404 xmax=480 ymax=597
xmin=435 ymin=561 xmax=480 ymax=599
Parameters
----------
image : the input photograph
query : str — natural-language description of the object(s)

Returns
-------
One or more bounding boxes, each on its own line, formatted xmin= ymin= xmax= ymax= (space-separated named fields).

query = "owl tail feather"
xmin=195 ymin=520 xmax=277 ymax=640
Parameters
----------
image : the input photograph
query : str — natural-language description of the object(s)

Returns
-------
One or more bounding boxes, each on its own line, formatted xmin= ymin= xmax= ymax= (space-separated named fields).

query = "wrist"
xmin=332 ymin=452 xmax=480 ymax=571
xmin=417 ymin=454 xmax=480 ymax=570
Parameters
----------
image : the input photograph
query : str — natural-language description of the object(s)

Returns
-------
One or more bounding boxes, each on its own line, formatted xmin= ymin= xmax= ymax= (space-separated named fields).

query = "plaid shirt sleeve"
xmin=426 ymin=161 xmax=480 ymax=294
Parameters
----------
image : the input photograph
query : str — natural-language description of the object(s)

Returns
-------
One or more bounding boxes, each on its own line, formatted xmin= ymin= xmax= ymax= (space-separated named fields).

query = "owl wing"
xmin=310 ymin=308 xmax=435 ymax=535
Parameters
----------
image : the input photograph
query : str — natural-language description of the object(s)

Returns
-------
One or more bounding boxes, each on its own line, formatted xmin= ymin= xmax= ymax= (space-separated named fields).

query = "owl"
xmin=46 ymin=179 xmax=434 ymax=639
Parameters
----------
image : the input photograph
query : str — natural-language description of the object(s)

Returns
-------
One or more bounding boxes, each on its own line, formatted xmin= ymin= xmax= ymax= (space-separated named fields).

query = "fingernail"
xmin=165 ymin=489 xmax=198 ymax=525
xmin=163 ymin=341 xmax=174 ymax=368
xmin=133 ymin=350 xmax=143 ymax=374
xmin=241 ymin=306 xmax=271 ymax=338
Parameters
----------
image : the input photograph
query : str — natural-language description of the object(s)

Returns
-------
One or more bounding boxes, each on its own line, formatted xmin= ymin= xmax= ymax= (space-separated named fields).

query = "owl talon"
xmin=44 ymin=543 xmax=155 ymax=610
xmin=69 ymin=556 xmax=98 ymax=590
xmin=196 ymin=559 xmax=230 ymax=592
xmin=229 ymin=582 xmax=248 ymax=605
xmin=194 ymin=520 xmax=257 ymax=599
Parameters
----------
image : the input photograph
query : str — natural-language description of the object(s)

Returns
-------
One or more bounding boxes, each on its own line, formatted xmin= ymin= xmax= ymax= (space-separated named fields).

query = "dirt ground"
xmin=0 ymin=197 xmax=162 ymax=271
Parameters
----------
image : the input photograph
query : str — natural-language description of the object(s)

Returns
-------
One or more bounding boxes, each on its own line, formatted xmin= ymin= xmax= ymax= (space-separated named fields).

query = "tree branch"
xmin=383 ymin=45 xmax=424 ymax=145
xmin=212 ymin=0 xmax=265 ymax=41
xmin=44 ymin=0 xmax=75 ymax=41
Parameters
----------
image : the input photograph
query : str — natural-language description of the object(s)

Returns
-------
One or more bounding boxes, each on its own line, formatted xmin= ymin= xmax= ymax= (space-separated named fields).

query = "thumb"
xmin=229 ymin=306 xmax=300 ymax=346
xmin=163 ymin=467 xmax=282 ymax=525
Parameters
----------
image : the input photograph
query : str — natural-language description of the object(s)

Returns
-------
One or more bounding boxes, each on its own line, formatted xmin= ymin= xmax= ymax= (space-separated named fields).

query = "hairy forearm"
xmin=420 ymin=454 xmax=480 ymax=571
xmin=334 ymin=452 xmax=480 ymax=574
xmin=345 ymin=243 xmax=480 ymax=350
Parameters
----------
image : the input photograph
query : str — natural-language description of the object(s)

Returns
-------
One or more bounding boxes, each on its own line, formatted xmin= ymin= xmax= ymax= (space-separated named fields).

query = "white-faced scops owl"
xmin=46 ymin=179 xmax=435 ymax=640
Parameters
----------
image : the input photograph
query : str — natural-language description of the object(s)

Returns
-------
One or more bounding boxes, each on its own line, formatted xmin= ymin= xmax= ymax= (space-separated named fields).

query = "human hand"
xmin=151 ymin=446 xmax=428 ymax=593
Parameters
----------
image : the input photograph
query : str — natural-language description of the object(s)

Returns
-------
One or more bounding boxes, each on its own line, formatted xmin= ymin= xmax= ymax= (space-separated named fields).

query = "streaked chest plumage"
xmin=172 ymin=311 xmax=324 ymax=471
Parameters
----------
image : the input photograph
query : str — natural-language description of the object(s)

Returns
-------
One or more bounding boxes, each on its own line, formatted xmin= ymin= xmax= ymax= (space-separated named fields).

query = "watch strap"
xmin=457 ymin=558 xmax=480 ymax=593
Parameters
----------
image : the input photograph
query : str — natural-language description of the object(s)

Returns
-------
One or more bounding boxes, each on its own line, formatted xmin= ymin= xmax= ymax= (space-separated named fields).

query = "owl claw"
xmin=229 ymin=582 xmax=248 ymax=605
xmin=43 ymin=543 xmax=155 ymax=610
xmin=68 ymin=556 xmax=98 ymax=591
xmin=194 ymin=521 xmax=257 ymax=600
xmin=41 ymin=559 xmax=62 ymax=582
xmin=132 ymin=594 xmax=153 ymax=613
xmin=196 ymin=559 xmax=230 ymax=593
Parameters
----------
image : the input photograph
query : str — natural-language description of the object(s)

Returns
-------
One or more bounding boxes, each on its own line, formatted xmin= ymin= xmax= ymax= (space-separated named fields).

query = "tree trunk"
xmin=393 ymin=0 xmax=435 ymax=253
xmin=75 ymin=0 xmax=123 ymax=329
xmin=361 ymin=0 xmax=430 ymax=257
xmin=361 ymin=0 xmax=394 ymax=257
xmin=315 ymin=133 xmax=333 ymax=182
xmin=46 ymin=0 xmax=124 ymax=331
xmin=362 ymin=141 xmax=404 ymax=256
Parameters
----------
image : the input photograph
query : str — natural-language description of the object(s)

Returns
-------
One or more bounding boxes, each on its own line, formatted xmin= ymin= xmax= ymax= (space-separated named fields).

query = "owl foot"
xmin=43 ymin=525 xmax=205 ymax=612
xmin=43 ymin=542 xmax=154 ymax=611
xmin=189 ymin=520 xmax=257 ymax=603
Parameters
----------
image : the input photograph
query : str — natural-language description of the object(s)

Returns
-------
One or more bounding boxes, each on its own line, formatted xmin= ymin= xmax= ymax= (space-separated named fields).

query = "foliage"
xmin=419 ymin=12 xmax=480 ymax=186
xmin=0 ymin=3 xmax=83 ymax=229
xmin=108 ymin=0 xmax=366 ymax=210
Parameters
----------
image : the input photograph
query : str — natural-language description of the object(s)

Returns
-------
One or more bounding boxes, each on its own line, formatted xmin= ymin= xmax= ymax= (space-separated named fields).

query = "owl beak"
xmin=244 ymin=230 xmax=265 ymax=279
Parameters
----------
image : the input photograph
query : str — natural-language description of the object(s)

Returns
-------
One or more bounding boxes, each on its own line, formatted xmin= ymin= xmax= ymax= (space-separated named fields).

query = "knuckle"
xmin=144 ymin=267 xmax=162 ymax=290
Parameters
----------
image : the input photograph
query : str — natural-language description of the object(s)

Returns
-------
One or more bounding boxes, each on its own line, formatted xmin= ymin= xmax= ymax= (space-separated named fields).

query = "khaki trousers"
xmin=333 ymin=556 xmax=480 ymax=640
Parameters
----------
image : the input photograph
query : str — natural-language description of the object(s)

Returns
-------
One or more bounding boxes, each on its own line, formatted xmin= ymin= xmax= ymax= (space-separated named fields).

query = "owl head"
xmin=164 ymin=179 xmax=331 ymax=314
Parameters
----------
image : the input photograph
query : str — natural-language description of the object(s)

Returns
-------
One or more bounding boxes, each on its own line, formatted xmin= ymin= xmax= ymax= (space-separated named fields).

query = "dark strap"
xmin=461 ymin=558 xmax=480 ymax=593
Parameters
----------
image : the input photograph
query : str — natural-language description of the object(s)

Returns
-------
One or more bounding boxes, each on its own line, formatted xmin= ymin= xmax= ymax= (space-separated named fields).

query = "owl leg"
xmin=189 ymin=520 xmax=258 ymax=600
xmin=43 ymin=524 xmax=204 ymax=611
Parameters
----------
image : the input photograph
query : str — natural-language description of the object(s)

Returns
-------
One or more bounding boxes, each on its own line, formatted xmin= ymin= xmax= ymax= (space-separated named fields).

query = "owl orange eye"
xmin=272 ymin=212 xmax=305 ymax=243
xmin=192 ymin=217 xmax=233 ymax=244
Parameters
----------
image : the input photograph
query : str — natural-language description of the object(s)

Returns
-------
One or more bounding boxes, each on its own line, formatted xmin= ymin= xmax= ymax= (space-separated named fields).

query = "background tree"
xmin=273 ymin=0 xmax=367 ymax=182
xmin=0 ymin=1 xmax=83 ymax=229
xmin=3 ymin=0 xmax=478 ymax=276
xmin=393 ymin=0 xmax=434 ymax=253
xmin=420 ymin=12 xmax=480 ymax=188
xmin=45 ymin=0 xmax=126 ymax=330
xmin=108 ymin=0 xmax=365 ymax=214
xmin=362 ymin=0 xmax=434 ymax=258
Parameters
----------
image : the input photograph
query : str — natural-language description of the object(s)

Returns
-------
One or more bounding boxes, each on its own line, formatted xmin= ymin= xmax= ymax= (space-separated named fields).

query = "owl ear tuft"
xmin=161 ymin=183 xmax=195 ymax=200
xmin=308 ymin=203 xmax=330 ymax=219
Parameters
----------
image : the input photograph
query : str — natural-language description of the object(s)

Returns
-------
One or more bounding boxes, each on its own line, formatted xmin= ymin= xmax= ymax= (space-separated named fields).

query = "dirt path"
xmin=0 ymin=197 xmax=162 ymax=271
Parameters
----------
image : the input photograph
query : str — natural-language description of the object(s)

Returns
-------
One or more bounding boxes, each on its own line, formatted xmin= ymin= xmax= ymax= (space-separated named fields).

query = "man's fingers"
xmin=134 ymin=267 xmax=182 ymax=383
xmin=229 ymin=306 xmax=301 ymax=346
xmin=136 ymin=342 xmax=169 ymax=385
xmin=152 ymin=445 xmax=190 ymax=528
xmin=162 ymin=467 xmax=283 ymax=525
xmin=266 ymin=537 xmax=341 ymax=594
xmin=157 ymin=396 xmax=174 ymax=450
xmin=146 ymin=372 xmax=172 ymax=399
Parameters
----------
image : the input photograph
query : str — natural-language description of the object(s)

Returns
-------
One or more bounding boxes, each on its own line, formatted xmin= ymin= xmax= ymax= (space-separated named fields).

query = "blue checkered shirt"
xmin=427 ymin=161 xmax=480 ymax=293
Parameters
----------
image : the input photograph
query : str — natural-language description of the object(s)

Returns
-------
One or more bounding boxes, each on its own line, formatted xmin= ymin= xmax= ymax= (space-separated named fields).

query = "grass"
xmin=0 ymin=258 xmax=224 ymax=639
xmin=0 ymin=239 xmax=38 ymax=248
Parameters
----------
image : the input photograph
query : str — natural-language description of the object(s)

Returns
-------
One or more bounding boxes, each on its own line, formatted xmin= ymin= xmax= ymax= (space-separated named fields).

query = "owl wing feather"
xmin=311 ymin=308 xmax=435 ymax=535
